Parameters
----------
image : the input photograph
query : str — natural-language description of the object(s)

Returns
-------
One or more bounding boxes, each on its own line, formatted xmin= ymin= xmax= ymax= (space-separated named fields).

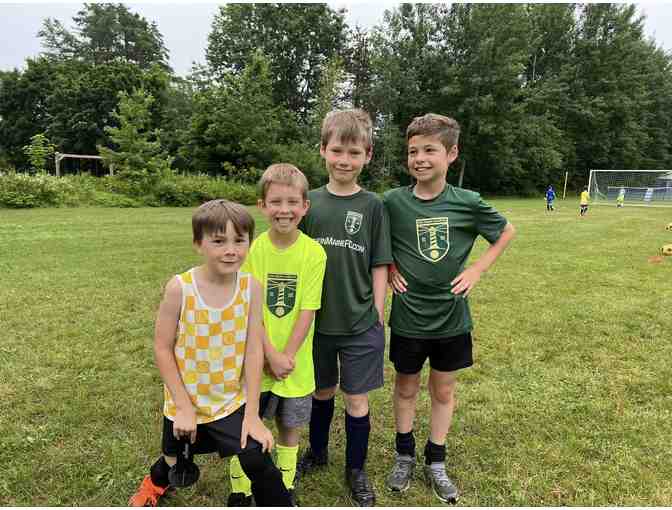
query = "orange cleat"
xmin=128 ymin=475 xmax=171 ymax=507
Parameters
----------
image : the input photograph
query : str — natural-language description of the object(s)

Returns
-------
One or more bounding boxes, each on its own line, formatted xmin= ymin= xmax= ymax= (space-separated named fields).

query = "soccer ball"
xmin=662 ymin=244 xmax=672 ymax=256
xmin=666 ymin=222 xmax=672 ymax=231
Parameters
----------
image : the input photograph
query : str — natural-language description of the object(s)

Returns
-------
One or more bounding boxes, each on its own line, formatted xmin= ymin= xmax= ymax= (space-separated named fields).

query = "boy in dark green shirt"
xmin=383 ymin=114 xmax=515 ymax=503
xmin=298 ymin=109 xmax=393 ymax=506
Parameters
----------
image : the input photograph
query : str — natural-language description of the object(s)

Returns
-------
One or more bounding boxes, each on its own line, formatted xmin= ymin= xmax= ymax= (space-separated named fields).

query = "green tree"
xmin=39 ymin=3 xmax=170 ymax=70
xmin=206 ymin=3 xmax=347 ymax=120
xmin=98 ymin=88 xmax=173 ymax=191
xmin=22 ymin=133 xmax=56 ymax=173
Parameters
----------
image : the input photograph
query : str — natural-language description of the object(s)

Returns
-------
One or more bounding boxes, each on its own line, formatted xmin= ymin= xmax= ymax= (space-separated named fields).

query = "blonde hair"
xmin=321 ymin=108 xmax=373 ymax=151
xmin=258 ymin=163 xmax=309 ymax=201
xmin=407 ymin=113 xmax=460 ymax=150
xmin=192 ymin=199 xmax=255 ymax=243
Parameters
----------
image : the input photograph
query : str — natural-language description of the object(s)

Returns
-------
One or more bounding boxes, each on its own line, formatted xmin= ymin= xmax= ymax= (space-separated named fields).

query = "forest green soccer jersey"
xmin=300 ymin=186 xmax=393 ymax=336
xmin=243 ymin=231 xmax=327 ymax=397
xmin=383 ymin=184 xmax=507 ymax=339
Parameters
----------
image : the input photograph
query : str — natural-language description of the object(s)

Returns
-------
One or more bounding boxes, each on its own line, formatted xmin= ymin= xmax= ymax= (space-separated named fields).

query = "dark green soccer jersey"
xmin=383 ymin=184 xmax=507 ymax=339
xmin=300 ymin=186 xmax=393 ymax=336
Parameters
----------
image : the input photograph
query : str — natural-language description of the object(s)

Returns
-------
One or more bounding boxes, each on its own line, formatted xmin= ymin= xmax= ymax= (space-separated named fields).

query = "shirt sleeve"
xmin=370 ymin=196 xmax=394 ymax=266
xmin=300 ymin=244 xmax=327 ymax=311
xmin=474 ymin=194 xmax=508 ymax=244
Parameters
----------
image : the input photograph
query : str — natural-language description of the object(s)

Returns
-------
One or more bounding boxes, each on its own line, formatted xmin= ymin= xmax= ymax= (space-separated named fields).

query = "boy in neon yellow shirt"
xmin=580 ymin=186 xmax=590 ymax=216
xmin=228 ymin=164 xmax=327 ymax=506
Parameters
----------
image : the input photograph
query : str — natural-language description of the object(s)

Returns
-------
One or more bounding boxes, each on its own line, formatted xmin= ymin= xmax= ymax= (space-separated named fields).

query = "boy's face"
xmin=194 ymin=221 xmax=250 ymax=276
xmin=320 ymin=138 xmax=372 ymax=187
xmin=407 ymin=134 xmax=458 ymax=185
xmin=258 ymin=183 xmax=309 ymax=236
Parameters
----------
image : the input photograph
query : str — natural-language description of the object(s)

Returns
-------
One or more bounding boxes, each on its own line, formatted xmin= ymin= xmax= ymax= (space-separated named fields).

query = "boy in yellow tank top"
xmin=228 ymin=164 xmax=327 ymax=506
xmin=129 ymin=199 xmax=292 ymax=507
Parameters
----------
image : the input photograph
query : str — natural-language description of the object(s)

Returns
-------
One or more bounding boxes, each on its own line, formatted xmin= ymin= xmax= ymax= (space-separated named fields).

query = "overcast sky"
xmin=1 ymin=2 xmax=672 ymax=77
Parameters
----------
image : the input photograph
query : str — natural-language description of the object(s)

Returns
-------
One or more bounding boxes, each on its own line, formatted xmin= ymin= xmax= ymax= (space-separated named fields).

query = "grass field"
xmin=1 ymin=199 xmax=671 ymax=506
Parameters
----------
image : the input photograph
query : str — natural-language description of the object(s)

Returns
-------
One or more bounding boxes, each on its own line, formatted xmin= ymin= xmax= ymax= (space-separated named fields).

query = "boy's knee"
xmin=344 ymin=393 xmax=369 ymax=417
xmin=314 ymin=386 xmax=337 ymax=400
xmin=395 ymin=374 xmax=421 ymax=399
xmin=238 ymin=448 xmax=274 ymax=478
xmin=430 ymin=381 xmax=456 ymax=405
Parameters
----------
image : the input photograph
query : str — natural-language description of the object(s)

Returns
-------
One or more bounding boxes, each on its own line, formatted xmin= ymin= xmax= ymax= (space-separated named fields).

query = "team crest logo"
xmin=267 ymin=273 xmax=297 ymax=318
xmin=416 ymin=217 xmax=450 ymax=262
xmin=345 ymin=211 xmax=363 ymax=235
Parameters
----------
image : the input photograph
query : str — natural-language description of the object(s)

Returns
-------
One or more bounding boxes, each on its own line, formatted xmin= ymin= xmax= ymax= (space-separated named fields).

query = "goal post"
xmin=588 ymin=169 xmax=672 ymax=207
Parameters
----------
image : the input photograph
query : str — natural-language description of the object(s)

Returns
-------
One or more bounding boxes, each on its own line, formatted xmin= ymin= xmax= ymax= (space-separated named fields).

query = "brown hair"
xmin=321 ymin=108 xmax=373 ymax=151
xmin=407 ymin=113 xmax=460 ymax=150
xmin=192 ymin=199 xmax=255 ymax=243
xmin=258 ymin=163 xmax=309 ymax=201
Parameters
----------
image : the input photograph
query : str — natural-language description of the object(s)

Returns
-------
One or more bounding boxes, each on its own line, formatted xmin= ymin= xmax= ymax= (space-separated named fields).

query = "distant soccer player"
xmin=616 ymin=188 xmax=625 ymax=208
xmin=580 ymin=186 xmax=589 ymax=216
xmin=545 ymin=185 xmax=556 ymax=212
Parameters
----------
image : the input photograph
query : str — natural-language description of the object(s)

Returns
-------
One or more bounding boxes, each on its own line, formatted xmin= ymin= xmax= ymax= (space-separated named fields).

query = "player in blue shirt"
xmin=545 ymin=185 xmax=556 ymax=212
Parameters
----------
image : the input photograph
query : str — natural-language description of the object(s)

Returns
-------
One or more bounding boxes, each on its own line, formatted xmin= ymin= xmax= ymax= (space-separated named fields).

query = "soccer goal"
xmin=588 ymin=169 xmax=672 ymax=207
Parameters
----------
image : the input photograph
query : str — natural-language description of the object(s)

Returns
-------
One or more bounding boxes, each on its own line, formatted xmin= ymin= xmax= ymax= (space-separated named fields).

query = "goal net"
xmin=588 ymin=169 xmax=672 ymax=207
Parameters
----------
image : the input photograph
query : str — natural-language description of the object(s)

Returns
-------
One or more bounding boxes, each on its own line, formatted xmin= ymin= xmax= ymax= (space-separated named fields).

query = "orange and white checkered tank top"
xmin=163 ymin=268 xmax=250 ymax=424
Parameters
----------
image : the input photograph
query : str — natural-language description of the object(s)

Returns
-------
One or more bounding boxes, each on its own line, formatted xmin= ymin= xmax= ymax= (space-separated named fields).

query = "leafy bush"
xmin=153 ymin=173 xmax=257 ymax=206
xmin=271 ymin=142 xmax=325 ymax=187
xmin=0 ymin=171 xmax=73 ymax=208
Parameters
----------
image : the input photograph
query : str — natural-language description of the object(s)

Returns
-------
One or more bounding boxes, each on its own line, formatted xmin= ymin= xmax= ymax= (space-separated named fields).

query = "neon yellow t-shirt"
xmin=580 ymin=191 xmax=589 ymax=205
xmin=243 ymin=231 xmax=327 ymax=398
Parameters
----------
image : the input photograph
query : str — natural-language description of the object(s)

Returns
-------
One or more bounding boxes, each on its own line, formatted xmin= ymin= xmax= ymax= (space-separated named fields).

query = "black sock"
xmin=395 ymin=430 xmax=415 ymax=457
xmin=150 ymin=456 xmax=171 ymax=488
xmin=239 ymin=449 xmax=291 ymax=506
xmin=309 ymin=396 xmax=334 ymax=455
xmin=345 ymin=412 xmax=370 ymax=471
xmin=424 ymin=439 xmax=446 ymax=466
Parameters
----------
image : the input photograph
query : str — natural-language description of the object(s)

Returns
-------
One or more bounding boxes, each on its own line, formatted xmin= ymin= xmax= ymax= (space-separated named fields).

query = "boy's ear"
xmin=193 ymin=240 xmax=203 ymax=254
xmin=319 ymin=144 xmax=326 ymax=158
xmin=304 ymin=198 xmax=311 ymax=211
xmin=365 ymin=147 xmax=373 ymax=164
xmin=257 ymin=198 xmax=264 ymax=210
xmin=448 ymin=144 xmax=458 ymax=164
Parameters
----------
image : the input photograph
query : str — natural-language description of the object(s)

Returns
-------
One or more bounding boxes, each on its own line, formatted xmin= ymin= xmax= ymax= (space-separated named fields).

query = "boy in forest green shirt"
xmin=228 ymin=164 xmax=327 ymax=506
xmin=383 ymin=114 xmax=515 ymax=503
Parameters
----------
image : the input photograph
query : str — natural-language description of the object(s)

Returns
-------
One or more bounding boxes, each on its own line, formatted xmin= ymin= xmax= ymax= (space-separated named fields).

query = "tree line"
xmin=1 ymin=2 xmax=671 ymax=194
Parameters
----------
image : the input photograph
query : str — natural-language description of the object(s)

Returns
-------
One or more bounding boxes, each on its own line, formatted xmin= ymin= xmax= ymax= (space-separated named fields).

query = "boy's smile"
xmin=259 ymin=183 xmax=309 ymax=239
xmin=408 ymin=134 xmax=458 ymax=187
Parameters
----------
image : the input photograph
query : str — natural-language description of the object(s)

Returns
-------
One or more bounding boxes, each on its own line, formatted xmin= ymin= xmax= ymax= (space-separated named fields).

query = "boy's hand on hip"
xmin=389 ymin=267 xmax=408 ymax=294
xmin=241 ymin=414 xmax=274 ymax=452
xmin=174 ymin=407 xmax=198 ymax=443
xmin=451 ymin=265 xmax=483 ymax=297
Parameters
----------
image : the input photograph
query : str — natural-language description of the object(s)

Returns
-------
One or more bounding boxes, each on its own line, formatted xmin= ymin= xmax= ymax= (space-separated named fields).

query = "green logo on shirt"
xmin=416 ymin=217 xmax=450 ymax=262
xmin=345 ymin=211 xmax=363 ymax=235
xmin=267 ymin=273 xmax=297 ymax=318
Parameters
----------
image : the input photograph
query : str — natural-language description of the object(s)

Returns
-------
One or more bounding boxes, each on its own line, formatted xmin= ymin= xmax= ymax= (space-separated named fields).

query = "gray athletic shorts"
xmin=259 ymin=391 xmax=312 ymax=428
xmin=313 ymin=321 xmax=385 ymax=395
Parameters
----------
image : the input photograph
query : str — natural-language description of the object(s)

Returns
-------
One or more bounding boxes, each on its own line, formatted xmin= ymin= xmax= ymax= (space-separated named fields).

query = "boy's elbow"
xmin=505 ymin=222 xmax=516 ymax=239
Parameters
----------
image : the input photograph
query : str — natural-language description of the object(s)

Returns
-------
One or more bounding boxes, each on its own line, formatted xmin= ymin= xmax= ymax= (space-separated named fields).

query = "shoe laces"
xmin=428 ymin=464 xmax=455 ymax=490
xmin=352 ymin=471 xmax=372 ymax=494
xmin=391 ymin=455 xmax=414 ymax=478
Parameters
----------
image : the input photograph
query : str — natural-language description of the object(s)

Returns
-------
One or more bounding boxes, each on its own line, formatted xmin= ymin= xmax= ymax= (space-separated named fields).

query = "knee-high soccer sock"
xmin=276 ymin=444 xmax=299 ymax=490
xmin=345 ymin=412 xmax=370 ymax=471
xmin=229 ymin=455 xmax=252 ymax=497
xmin=309 ymin=397 xmax=334 ymax=455
xmin=239 ymin=450 xmax=291 ymax=506
xmin=395 ymin=430 xmax=416 ymax=457
xmin=424 ymin=439 xmax=446 ymax=466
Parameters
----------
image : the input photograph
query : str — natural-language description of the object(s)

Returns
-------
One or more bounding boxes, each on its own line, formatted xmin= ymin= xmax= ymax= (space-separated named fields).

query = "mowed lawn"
xmin=1 ymin=198 xmax=671 ymax=506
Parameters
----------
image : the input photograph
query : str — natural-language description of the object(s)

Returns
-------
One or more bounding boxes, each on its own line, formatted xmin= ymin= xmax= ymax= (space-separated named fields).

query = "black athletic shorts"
xmin=390 ymin=331 xmax=473 ymax=374
xmin=161 ymin=404 xmax=261 ymax=458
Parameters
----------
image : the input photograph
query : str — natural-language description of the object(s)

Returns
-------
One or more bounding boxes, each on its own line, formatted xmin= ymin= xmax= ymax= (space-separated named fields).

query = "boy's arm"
xmin=241 ymin=276 xmax=274 ymax=452
xmin=154 ymin=276 xmax=197 ymax=443
xmin=283 ymin=310 xmax=316 ymax=359
xmin=372 ymin=264 xmax=388 ymax=325
xmin=451 ymin=222 xmax=516 ymax=297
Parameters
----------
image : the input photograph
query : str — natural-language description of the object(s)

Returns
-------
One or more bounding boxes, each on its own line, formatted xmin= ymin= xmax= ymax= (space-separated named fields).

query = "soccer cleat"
xmin=296 ymin=448 xmax=329 ymax=477
xmin=226 ymin=492 xmax=253 ymax=507
xmin=345 ymin=468 xmax=376 ymax=507
xmin=128 ymin=475 xmax=171 ymax=507
xmin=423 ymin=464 xmax=459 ymax=504
xmin=386 ymin=454 xmax=416 ymax=492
